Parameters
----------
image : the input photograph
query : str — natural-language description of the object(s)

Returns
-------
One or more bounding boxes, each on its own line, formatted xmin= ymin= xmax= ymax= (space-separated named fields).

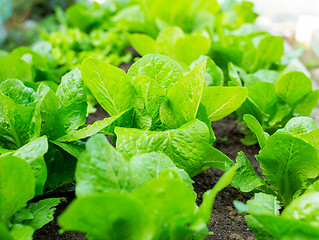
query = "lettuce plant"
xmin=79 ymin=54 xmax=247 ymax=176
xmin=0 ymin=68 xmax=103 ymax=191
xmin=228 ymin=115 xmax=319 ymax=239
xmin=230 ymin=115 xmax=319 ymax=206
xmin=236 ymin=70 xmax=319 ymax=138
xmin=213 ymin=30 xmax=284 ymax=74
xmin=0 ymin=66 xmax=127 ymax=239
xmin=58 ymin=134 xmax=239 ymax=240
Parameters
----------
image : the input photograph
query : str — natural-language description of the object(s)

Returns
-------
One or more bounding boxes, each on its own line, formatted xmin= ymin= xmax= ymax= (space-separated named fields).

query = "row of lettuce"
xmin=0 ymin=0 xmax=319 ymax=239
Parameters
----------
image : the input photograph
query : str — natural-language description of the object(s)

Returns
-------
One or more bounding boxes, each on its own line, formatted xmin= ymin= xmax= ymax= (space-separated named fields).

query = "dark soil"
xmin=192 ymin=116 xmax=260 ymax=240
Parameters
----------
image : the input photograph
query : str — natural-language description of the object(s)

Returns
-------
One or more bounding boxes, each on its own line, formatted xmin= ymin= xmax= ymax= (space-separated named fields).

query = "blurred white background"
xmin=251 ymin=0 xmax=319 ymax=122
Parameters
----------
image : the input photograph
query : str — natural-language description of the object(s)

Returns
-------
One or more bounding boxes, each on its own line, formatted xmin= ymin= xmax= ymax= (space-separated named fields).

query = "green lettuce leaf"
xmin=0 ymin=79 xmax=35 ymax=105
xmin=0 ymin=155 xmax=35 ymax=224
xmin=160 ymin=60 xmax=206 ymax=129
xmin=11 ymin=137 xmax=48 ymax=195
xmin=81 ymin=58 xmax=136 ymax=116
xmin=115 ymin=119 xmax=210 ymax=176
xmin=56 ymin=68 xmax=87 ymax=132
xmin=0 ymin=56 xmax=32 ymax=83
xmin=276 ymin=71 xmax=313 ymax=108
xmin=190 ymin=56 xmax=224 ymax=87
xmin=0 ymin=91 xmax=35 ymax=149
xmin=201 ymin=86 xmax=248 ymax=121
xmin=75 ymin=134 xmax=192 ymax=196
xmin=127 ymin=54 xmax=183 ymax=91
xmin=35 ymin=84 xmax=66 ymax=140
xmin=230 ymin=152 xmax=267 ymax=193
xmin=132 ymin=75 xmax=165 ymax=130
xmin=279 ymin=117 xmax=317 ymax=136
xmin=57 ymin=111 xmax=129 ymax=142
xmin=22 ymin=198 xmax=61 ymax=230
xmin=58 ymin=192 xmax=154 ymax=240
xmin=257 ymin=133 xmax=319 ymax=205
xmin=243 ymin=114 xmax=268 ymax=148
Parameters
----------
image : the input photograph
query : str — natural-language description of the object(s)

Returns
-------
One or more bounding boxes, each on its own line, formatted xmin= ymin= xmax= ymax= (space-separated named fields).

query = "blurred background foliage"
xmin=0 ymin=0 xmax=74 ymax=50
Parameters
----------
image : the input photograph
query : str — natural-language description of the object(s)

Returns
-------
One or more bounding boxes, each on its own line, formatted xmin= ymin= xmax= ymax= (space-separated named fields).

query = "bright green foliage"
xmin=298 ymin=128 xmax=319 ymax=150
xmin=161 ymin=61 xmax=206 ymax=129
xmin=0 ymin=46 xmax=58 ymax=84
xmin=115 ymin=0 xmax=220 ymax=36
xmin=190 ymin=56 xmax=224 ymax=87
xmin=9 ymin=224 xmax=34 ymax=240
xmin=0 ymin=56 xmax=32 ymax=83
xmin=59 ymin=192 xmax=154 ymax=240
xmin=282 ymin=190 xmax=319 ymax=227
xmin=59 ymin=160 xmax=238 ymax=240
xmin=3 ymin=197 xmax=61 ymax=240
xmin=132 ymin=75 xmax=165 ymax=129
xmin=37 ymin=1 xmax=133 ymax=79
xmin=235 ymin=193 xmax=280 ymax=216
xmin=129 ymin=152 xmax=193 ymax=190
xmin=244 ymin=69 xmax=279 ymax=88
xmin=0 ymin=79 xmax=35 ymax=105
xmin=130 ymin=26 xmax=211 ymax=65
xmin=276 ymin=71 xmax=313 ymax=107
xmin=213 ymin=32 xmax=282 ymax=74
xmin=279 ymin=117 xmax=318 ymax=135
xmin=2 ymin=1 xmax=317 ymax=239
xmin=127 ymin=54 xmax=183 ymax=91
xmin=0 ymin=156 xmax=35 ymax=224
xmin=243 ymin=114 xmax=268 ymax=148
xmin=232 ymin=116 xmax=319 ymax=207
xmin=237 ymin=70 xmax=319 ymax=135
xmin=57 ymin=111 xmax=129 ymax=142
xmin=250 ymin=36 xmax=284 ymax=72
xmin=80 ymin=54 xmax=246 ymax=175
xmin=12 ymin=198 xmax=61 ymax=230
xmin=257 ymin=133 xmax=319 ymax=205
xmin=11 ymin=137 xmax=48 ymax=195
xmin=81 ymin=58 xmax=136 ymax=116
xmin=115 ymin=119 xmax=210 ymax=176
xmin=201 ymin=144 xmax=234 ymax=171
xmin=235 ymin=183 xmax=319 ymax=240
xmin=202 ymin=86 xmax=248 ymax=121
xmin=75 ymin=134 xmax=193 ymax=197
xmin=75 ymin=134 xmax=131 ymax=196
xmin=0 ymin=87 xmax=36 ymax=149
xmin=56 ymin=68 xmax=87 ymax=132
xmin=230 ymin=152 xmax=267 ymax=193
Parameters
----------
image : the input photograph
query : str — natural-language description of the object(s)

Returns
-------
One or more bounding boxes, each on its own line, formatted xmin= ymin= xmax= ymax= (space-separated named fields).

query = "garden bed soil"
xmin=34 ymin=112 xmax=260 ymax=240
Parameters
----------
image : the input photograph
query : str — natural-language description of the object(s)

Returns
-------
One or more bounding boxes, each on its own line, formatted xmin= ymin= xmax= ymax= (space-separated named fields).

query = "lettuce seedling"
xmin=0 ymin=68 xmax=124 ymax=191
xmin=58 ymin=134 xmax=239 ymax=240
xmin=236 ymin=70 xmax=319 ymax=139
xmin=80 ymin=54 xmax=247 ymax=176
xmin=231 ymin=115 xmax=319 ymax=206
